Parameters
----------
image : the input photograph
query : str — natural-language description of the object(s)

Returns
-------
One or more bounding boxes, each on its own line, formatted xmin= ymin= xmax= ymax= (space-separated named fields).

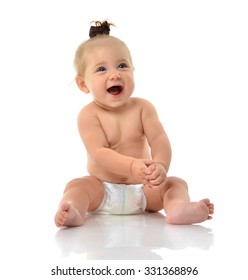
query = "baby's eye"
xmin=118 ymin=63 xmax=128 ymax=69
xmin=97 ymin=66 xmax=106 ymax=72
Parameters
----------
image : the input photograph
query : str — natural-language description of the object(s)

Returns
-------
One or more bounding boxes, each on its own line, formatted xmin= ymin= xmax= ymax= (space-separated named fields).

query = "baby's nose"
xmin=109 ymin=73 xmax=121 ymax=80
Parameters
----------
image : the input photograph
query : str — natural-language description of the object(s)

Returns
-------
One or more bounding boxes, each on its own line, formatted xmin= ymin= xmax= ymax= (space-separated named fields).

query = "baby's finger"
xmin=149 ymin=176 xmax=163 ymax=186
xmin=148 ymin=180 xmax=166 ymax=189
xmin=144 ymin=159 xmax=154 ymax=166
xmin=144 ymin=164 xmax=156 ymax=175
xmin=146 ymin=169 xmax=159 ymax=180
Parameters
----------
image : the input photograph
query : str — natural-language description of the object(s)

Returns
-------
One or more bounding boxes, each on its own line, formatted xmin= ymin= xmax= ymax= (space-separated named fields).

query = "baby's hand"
xmin=131 ymin=159 xmax=154 ymax=183
xmin=145 ymin=163 xmax=167 ymax=188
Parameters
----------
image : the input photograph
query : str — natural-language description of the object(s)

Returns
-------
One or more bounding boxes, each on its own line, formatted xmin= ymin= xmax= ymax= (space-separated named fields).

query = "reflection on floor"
xmin=55 ymin=212 xmax=214 ymax=260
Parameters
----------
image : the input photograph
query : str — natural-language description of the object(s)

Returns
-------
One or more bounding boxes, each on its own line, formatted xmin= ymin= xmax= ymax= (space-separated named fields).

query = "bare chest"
xmin=98 ymin=110 xmax=144 ymax=148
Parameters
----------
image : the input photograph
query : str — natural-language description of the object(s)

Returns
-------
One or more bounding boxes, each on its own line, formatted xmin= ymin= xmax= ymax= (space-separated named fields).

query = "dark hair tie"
xmin=89 ymin=21 xmax=112 ymax=38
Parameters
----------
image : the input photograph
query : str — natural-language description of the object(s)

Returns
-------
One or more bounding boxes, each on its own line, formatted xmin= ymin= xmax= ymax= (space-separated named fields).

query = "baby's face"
xmin=83 ymin=40 xmax=135 ymax=110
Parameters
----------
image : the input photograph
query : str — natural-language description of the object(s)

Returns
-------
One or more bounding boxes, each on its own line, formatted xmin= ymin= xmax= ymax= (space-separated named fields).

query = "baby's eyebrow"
xmin=118 ymin=58 xmax=129 ymax=64
xmin=93 ymin=61 xmax=107 ymax=69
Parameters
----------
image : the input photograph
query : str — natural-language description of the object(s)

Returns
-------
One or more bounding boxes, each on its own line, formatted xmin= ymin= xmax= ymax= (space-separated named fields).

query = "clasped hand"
xmin=131 ymin=159 xmax=167 ymax=188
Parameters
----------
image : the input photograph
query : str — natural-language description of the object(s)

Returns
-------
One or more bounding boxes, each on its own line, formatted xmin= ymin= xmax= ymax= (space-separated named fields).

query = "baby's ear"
xmin=75 ymin=76 xmax=90 ymax=94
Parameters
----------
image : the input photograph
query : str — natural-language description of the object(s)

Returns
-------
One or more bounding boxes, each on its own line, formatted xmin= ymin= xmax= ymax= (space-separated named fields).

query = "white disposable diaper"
xmin=92 ymin=182 xmax=147 ymax=215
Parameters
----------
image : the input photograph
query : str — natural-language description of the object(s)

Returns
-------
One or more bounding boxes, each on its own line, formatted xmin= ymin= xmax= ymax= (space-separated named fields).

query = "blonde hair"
xmin=73 ymin=32 xmax=134 ymax=77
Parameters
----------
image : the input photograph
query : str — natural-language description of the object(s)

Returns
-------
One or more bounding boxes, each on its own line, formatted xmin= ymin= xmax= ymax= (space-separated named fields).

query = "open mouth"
xmin=107 ymin=86 xmax=123 ymax=95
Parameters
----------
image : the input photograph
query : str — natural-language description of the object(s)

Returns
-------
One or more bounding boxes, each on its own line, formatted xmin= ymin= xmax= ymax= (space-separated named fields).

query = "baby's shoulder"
xmin=131 ymin=97 xmax=156 ymax=111
xmin=77 ymin=102 xmax=97 ymax=121
xmin=131 ymin=97 xmax=154 ymax=107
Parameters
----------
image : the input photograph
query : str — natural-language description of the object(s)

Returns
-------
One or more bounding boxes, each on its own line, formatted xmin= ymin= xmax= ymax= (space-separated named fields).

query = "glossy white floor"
xmin=54 ymin=212 xmax=214 ymax=259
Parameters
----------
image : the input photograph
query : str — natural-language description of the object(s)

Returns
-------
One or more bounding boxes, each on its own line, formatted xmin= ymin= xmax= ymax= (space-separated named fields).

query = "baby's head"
xmin=73 ymin=21 xmax=134 ymax=78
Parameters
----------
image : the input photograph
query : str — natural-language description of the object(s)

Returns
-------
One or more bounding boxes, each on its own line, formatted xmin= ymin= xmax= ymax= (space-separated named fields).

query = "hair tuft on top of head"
xmin=89 ymin=21 xmax=114 ymax=38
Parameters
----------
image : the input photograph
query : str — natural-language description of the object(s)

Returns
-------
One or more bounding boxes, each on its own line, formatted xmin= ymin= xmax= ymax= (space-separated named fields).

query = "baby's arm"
xmin=93 ymin=147 xmax=152 ymax=181
xmin=141 ymin=99 xmax=171 ymax=187
xmin=77 ymin=105 xmax=152 ymax=181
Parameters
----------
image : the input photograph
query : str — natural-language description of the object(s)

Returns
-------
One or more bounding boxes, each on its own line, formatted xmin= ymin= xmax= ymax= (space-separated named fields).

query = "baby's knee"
xmin=167 ymin=176 xmax=188 ymax=190
xmin=64 ymin=176 xmax=91 ymax=193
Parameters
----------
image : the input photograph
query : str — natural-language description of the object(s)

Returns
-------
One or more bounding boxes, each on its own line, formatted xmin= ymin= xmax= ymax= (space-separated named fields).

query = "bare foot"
xmin=165 ymin=198 xmax=214 ymax=225
xmin=54 ymin=202 xmax=85 ymax=227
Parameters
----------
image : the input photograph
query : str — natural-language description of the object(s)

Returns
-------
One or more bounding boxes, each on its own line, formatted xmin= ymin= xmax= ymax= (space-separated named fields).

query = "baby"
xmin=55 ymin=21 xmax=214 ymax=227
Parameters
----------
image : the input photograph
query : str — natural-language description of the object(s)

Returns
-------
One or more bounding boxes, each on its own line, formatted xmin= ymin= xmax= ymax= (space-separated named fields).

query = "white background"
xmin=0 ymin=0 xmax=247 ymax=279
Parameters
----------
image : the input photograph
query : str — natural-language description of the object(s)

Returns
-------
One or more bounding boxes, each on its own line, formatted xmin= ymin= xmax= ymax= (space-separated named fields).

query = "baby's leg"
xmin=162 ymin=177 xmax=214 ymax=224
xmin=143 ymin=177 xmax=214 ymax=224
xmin=54 ymin=176 xmax=104 ymax=227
